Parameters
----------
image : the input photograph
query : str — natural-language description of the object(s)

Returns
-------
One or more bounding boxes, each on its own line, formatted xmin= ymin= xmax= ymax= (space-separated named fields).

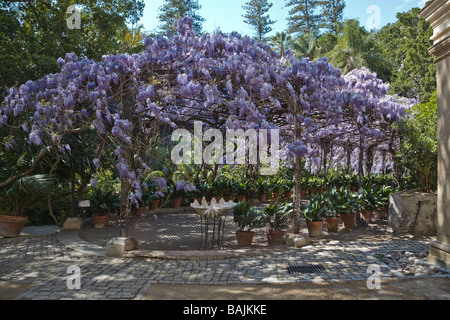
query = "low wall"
xmin=387 ymin=191 xmax=437 ymax=234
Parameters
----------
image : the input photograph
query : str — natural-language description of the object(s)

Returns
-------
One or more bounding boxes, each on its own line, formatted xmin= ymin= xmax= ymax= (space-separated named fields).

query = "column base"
xmin=428 ymin=240 xmax=450 ymax=271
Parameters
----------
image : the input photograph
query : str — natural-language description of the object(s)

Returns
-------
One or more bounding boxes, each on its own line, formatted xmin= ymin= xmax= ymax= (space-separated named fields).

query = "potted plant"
xmin=212 ymin=175 xmax=227 ymax=201
xmin=90 ymin=188 xmax=119 ymax=228
xmin=302 ymin=194 xmax=326 ymax=237
xmin=257 ymin=177 xmax=270 ymax=201
xmin=375 ymin=185 xmax=392 ymax=219
xmin=281 ymin=179 xmax=293 ymax=199
xmin=172 ymin=180 xmax=196 ymax=208
xmin=300 ymin=178 xmax=308 ymax=198
xmin=235 ymin=181 xmax=248 ymax=202
xmin=333 ymin=187 xmax=359 ymax=228
xmin=261 ymin=199 xmax=293 ymax=245
xmin=270 ymin=177 xmax=282 ymax=200
xmin=222 ymin=179 xmax=234 ymax=202
xmin=0 ymin=174 xmax=53 ymax=237
xmin=233 ymin=200 xmax=263 ymax=247
xmin=322 ymin=187 xmax=341 ymax=233
xmin=358 ymin=186 xmax=379 ymax=223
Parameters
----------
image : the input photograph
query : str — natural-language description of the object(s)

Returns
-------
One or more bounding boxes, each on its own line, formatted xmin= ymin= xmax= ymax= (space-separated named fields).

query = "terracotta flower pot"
xmin=376 ymin=206 xmax=388 ymax=220
xmin=340 ymin=213 xmax=355 ymax=228
xmin=214 ymin=196 xmax=222 ymax=202
xmin=173 ymin=198 xmax=182 ymax=208
xmin=236 ymin=231 xmax=255 ymax=248
xmin=92 ymin=213 xmax=110 ymax=229
xmin=306 ymin=220 xmax=323 ymax=238
xmin=272 ymin=193 xmax=279 ymax=200
xmin=259 ymin=194 xmax=267 ymax=201
xmin=266 ymin=230 xmax=285 ymax=246
xmin=360 ymin=209 xmax=374 ymax=223
xmin=301 ymin=190 xmax=306 ymax=198
xmin=284 ymin=191 xmax=292 ymax=199
xmin=150 ymin=199 xmax=160 ymax=211
xmin=0 ymin=214 xmax=28 ymax=237
xmin=224 ymin=196 xmax=233 ymax=202
xmin=325 ymin=216 xmax=341 ymax=233
xmin=236 ymin=195 xmax=245 ymax=202
xmin=135 ymin=206 xmax=148 ymax=216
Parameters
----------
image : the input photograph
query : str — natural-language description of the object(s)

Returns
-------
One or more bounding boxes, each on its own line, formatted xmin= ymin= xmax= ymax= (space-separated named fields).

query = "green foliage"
xmin=261 ymin=199 xmax=293 ymax=230
xmin=375 ymin=185 xmax=394 ymax=208
xmin=89 ymin=188 xmax=120 ymax=215
xmin=285 ymin=0 xmax=322 ymax=35
xmin=289 ymin=34 xmax=321 ymax=60
xmin=0 ymin=0 xmax=145 ymax=95
xmin=322 ymin=186 xmax=359 ymax=216
xmin=233 ymin=200 xmax=264 ymax=232
xmin=302 ymin=193 xmax=327 ymax=221
xmin=358 ymin=185 xmax=383 ymax=211
xmin=257 ymin=176 xmax=271 ymax=194
xmin=319 ymin=0 xmax=345 ymax=34
xmin=269 ymin=32 xmax=292 ymax=57
xmin=328 ymin=19 xmax=391 ymax=79
xmin=396 ymin=91 xmax=437 ymax=192
xmin=242 ymin=0 xmax=276 ymax=42
xmin=374 ymin=8 xmax=436 ymax=102
xmin=0 ymin=174 xmax=54 ymax=217
xmin=157 ymin=0 xmax=205 ymax=36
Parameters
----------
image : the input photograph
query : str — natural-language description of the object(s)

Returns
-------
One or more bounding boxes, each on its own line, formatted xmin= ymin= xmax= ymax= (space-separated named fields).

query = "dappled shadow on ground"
xmin=79 ymin=207 xmax=436 ymax=252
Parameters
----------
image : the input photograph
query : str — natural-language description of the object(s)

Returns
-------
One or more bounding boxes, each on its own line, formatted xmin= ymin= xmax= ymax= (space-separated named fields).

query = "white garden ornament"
xmin=190 ymin=197 xmax=237 ymax=219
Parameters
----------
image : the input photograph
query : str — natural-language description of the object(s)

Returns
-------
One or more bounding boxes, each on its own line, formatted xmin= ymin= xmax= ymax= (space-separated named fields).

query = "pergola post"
xmin=420 ymin=0 xmax=450 ymax=270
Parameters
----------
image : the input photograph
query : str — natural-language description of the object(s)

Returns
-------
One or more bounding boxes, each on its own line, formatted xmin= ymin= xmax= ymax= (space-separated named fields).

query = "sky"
xmin=138 ymin=0 xmax=428 ymax=36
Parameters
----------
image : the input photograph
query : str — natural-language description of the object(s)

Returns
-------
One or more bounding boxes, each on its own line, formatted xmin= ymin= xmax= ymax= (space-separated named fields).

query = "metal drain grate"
xmin=286 ymin=265 xmax=325 ymax=274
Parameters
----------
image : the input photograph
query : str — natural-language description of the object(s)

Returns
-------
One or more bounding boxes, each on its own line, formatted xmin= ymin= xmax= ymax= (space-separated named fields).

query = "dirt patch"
xmin=0 ymin=282 xmax=34 ymax=300
xmin=140 ymin=277 xmax=450 ymax=300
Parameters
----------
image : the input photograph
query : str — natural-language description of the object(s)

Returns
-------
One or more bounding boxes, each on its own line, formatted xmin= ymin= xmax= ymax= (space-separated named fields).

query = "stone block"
xmin=62 ymin=217 xmax=83 ymax=230
xmin=387 ymin=191 xmax=437 ymax=234
xmin=106 ymin=237 xmax=138 ymax=257
xmin=284 ymin=233 xmax=310 ymax=248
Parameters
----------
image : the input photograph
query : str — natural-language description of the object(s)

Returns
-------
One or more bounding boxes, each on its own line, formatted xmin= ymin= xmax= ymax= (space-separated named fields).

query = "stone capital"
xmin=420 ymin=0 xmax=450 ymax=62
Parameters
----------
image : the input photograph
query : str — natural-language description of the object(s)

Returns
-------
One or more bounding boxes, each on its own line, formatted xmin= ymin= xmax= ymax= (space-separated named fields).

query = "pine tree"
xmin=157 ymin=0 xmax=205 ymax=36
xmin=242 ymin=0 xmax=276 ymax=42
xmin=320 ymin=0 xmax=346 ymax=34
xmin=285 ymin=0 xmax=321 ymax=35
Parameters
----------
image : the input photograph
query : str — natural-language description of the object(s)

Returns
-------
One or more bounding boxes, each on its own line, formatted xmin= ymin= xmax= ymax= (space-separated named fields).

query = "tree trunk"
xmin=70 ymin=164 xmax=76 ymax=217
xmin=292 ymin=111 xmax=303 ymax=234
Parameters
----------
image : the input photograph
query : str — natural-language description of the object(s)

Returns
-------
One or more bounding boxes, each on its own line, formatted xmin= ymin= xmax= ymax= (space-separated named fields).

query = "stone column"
xmin=420 ymin=0 xmax=450 ymax=270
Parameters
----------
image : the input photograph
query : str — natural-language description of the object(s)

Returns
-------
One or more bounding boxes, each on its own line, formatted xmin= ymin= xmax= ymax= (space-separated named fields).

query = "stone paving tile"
xmin=1 ymin=233 xmax=449 ymax=300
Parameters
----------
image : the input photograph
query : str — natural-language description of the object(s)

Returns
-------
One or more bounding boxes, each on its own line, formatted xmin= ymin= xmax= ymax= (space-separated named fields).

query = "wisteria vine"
xmin=0 ymin=16 xmax=415 ymax=214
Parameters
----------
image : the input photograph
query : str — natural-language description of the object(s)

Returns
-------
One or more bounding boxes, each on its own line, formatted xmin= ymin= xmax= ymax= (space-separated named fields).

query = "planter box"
xmin=387 ymin=190 xmax=437 ymax=234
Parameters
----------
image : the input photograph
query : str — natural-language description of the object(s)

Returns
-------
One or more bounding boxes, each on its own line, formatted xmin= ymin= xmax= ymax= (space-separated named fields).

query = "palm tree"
xmin=289 ymin=34 xmax=321 ymax=60
xmin=117 ymin=24 xmax=146 ymax=54
xmin=269 ymin=32 xmax=292 ymax=57
xmin=329 ymin=19 xmax=391 ymax=75
xmin=0 ymin=174 xmax=54 ymax=217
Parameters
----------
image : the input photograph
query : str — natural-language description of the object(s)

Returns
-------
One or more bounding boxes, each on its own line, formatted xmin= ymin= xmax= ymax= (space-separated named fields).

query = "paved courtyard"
xmin=0 ymin=222 xmax=449 ymax=300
